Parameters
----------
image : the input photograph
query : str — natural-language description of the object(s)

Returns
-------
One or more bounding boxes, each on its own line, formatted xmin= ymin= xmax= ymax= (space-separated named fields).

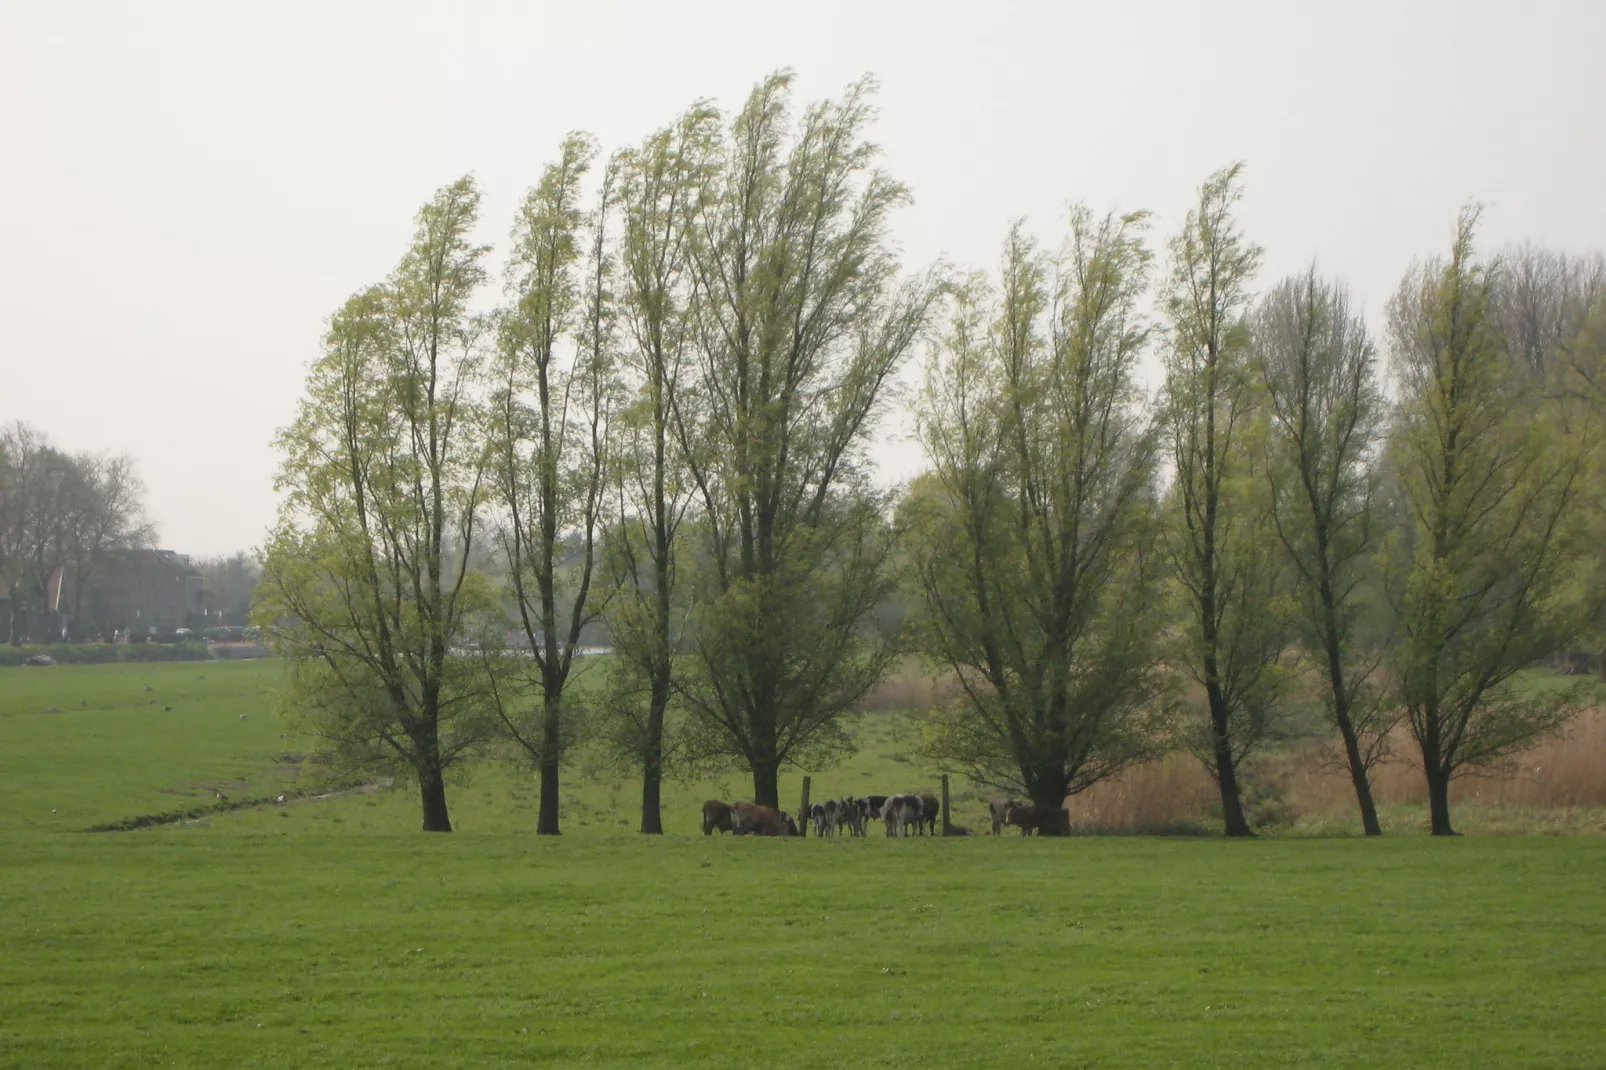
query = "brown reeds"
xmin=858 ymin=660 xmax=955 ymax=713
xmin=1371 ymin=705 xmax=1606 ymax=810
xmin=868 ymin=663 xmax=1606 ymax=833
xmin=1070 ymin=706 xmax=1606 ymax=834
xmin=1073 ymin=756 xmax=1218 ymax=834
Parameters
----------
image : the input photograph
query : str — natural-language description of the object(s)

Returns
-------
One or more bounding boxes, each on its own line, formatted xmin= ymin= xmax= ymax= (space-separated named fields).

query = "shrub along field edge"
xmin=0 ymin=642 xmax=215 ymax=666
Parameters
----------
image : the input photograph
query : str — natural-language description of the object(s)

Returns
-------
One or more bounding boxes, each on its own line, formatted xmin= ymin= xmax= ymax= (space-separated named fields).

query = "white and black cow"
xmin=881 ymin=794 xmax=923 ymax=837
xmin=809 ymin=801 xmax=832 ymax=838
xmin=836 ymin=797 xmax=865 ymax=838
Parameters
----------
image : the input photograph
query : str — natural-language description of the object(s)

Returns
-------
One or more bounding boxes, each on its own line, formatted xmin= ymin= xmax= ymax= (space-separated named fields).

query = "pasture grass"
xmin=2 ymin=661 xmax=1605 ymax=1068
xmin=0 ymin=660 xmax=294 ymax=832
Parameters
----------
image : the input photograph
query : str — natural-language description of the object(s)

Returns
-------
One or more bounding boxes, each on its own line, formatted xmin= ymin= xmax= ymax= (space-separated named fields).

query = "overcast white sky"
xmin=3 ymin=1 xmax=1603 ymax=556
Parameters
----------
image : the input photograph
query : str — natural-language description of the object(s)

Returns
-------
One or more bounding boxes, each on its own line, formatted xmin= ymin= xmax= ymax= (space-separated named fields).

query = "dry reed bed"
xmin=1074 ymin=706 xmax=1606 ymax=833
xmin=862 ymin=665 xmax=1606 ymax=832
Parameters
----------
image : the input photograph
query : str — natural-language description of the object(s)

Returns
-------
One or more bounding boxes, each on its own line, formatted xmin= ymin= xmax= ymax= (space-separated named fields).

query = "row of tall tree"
xmin=259 ymin=74 xmax=934 ymax=833
xmin=0 ymin=422 xmax=150 ymax=643
xmin=260 ymin=72 xmax=1606 ymax=837
xmin=910 ymin=173 xmax=1605 ymax=838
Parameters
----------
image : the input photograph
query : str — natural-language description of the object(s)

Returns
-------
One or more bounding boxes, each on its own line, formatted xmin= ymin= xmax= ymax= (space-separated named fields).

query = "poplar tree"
xmin=1256 ymin=269 xmax=1392 ymax=836
xmin=907 ymin=212 xmax=1169 ymax=826
xmin=486 ymin=135 xmax=616 ymax=836
xmin=677 ymin=73 xmax=939 ymax=806
xmin=258 ymin=178 xmax=495 ymax=833
xmin=1383 ymin=209 xmax=1600 ymax=836
xmin=602 ymin=106 xmax=720 ymax=833
xmin=1158 ymin=164 xmax=1287 ymax=837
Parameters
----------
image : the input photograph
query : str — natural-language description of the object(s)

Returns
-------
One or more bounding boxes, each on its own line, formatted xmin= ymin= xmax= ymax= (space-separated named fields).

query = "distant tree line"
xmin=0 ymin=422 xmax=268 ymax=640
xmin=0 ymin=422 xmax=150 ymax=643
xmin=194 ymin=551 xmax=263 ymax=628
xmin=259 ymin=71 xmax=1606 ymax=837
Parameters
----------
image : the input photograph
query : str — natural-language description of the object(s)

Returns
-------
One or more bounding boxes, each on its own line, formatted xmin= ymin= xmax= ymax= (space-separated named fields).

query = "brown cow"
xmin=702 ymin=799 xmax=734 ymax=835
xmin=731 ymin=801 xmax=792 ymax=836
xmin=1004 ymin=804 xmax=1072 ymax=836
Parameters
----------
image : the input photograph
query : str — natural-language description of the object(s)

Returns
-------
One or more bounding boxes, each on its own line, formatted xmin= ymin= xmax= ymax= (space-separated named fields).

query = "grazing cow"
xmin=809 ymin=802 xmax=830 ymax=838
xmin=918 ymin=793 xmax=940 ymax=836
xmin=858 ymin=795 xmax=887 ymax=830
xmin=1003 ymin=804 xmax=1073 ymax=837
xmin=1003 ymin=803 xmax=1039 ymax=836
xmin=702 ymin=799 xmax=734 ymax=835
xmin=816 ymin=797 xmax=864 ymax=838
xmin=732 ymin=801 xmax=791 ymax=836
xmin=881 ymin=794 xmax=923 ymax=837
xmin=988 ymin=798 xmax=1023 ymax=836
xmin=824 ymin=798 xmax=845 ymax=838
xmin=778 ymin=810 xmax=800 ymax=837
xmin=836 ymin=797 xmax=865 ymax=838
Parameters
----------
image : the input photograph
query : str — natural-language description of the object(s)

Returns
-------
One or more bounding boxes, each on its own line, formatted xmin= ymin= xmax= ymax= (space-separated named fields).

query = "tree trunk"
xmin=1029 ymin=776 xmax=1069 ymax=836
xmin=1337 ymin=717 xmax=1383 ymax=836
xmin=639 ymin=745 xmax=663 ymax=835
xmin=638 ymin=673 xmax=669 ymax=834
xmin=536 ymin=693 xmax=562 ymax=835
xmin=752 ymin=760 xmax=780 ymax=809
xmin=1425 ymin=760 xmax=1456 ymax=836
xmin=1321 ymin=626 xmax=1383 ymax=836
xmin=419 ymin=767 xmax=452 ymax=833
xmin=1207 ymin=685 xmax=1254 ymax=837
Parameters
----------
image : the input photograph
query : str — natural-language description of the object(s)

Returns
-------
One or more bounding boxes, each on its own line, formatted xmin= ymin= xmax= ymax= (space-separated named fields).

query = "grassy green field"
xmin=2 ymin=660 xmax=1604 ymax=1068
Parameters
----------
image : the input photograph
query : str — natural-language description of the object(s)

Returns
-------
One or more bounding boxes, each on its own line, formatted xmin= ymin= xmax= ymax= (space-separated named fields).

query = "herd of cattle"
xmin=700 ymin=794 xmax=1071 ymax=837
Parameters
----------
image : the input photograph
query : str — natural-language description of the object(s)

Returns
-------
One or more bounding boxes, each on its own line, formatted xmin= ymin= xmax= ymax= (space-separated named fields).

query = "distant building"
xmin=70 ymin=549 xmax=205 ymax=638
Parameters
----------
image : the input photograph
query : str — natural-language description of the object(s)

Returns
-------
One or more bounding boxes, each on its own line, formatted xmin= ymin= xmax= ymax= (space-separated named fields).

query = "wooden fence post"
xmin=940 ymin=773 xmax=952 ymax=835
xmin=799 ymin=776 xmax=811 ymax=838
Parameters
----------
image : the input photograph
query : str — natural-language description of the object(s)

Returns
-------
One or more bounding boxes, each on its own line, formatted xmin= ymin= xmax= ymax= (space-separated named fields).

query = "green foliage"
xmin=1257 ymin=272 xmax=1386 ymax=661
xmin=1158 ymin=164 xmax=1291 ymax=832
xmin=258 ymin=177 xmax=498 ymax=831
xmin=907 ymin=209 xmax=1171 ymax=810
xmin=674 ymin=72 xmax=941 ymax=803
xmin=595 ymin=106 xmax=724 ymax=824
xmin=1256 ymin=268 xmax=1394 ymax=832
xmin=483 ymin=135 xmax=618 ymax=836
xmin=1382 ymin=208 xmax=1603 ymax=832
